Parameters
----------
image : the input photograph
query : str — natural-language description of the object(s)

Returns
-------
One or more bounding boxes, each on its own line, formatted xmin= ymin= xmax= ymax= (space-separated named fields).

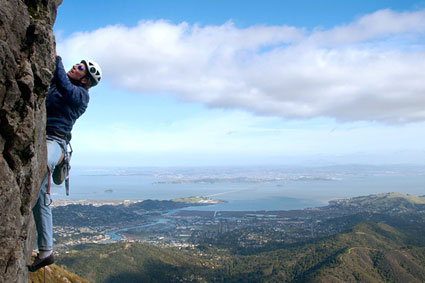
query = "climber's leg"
xmin=31 ymin=140 xmax=62 ymax=257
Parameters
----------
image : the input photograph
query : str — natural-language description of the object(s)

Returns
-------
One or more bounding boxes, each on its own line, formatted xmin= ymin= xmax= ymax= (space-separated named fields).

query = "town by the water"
xmin=52 ymin=193 xmax=425 ymax=252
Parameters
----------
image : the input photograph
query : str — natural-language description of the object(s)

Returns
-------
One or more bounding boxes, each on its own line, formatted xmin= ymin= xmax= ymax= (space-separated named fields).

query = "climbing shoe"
xmin=27 ymin=253 xmax=55 ymax=272
xmin=52 ymin=160 xmax=66 ymax=185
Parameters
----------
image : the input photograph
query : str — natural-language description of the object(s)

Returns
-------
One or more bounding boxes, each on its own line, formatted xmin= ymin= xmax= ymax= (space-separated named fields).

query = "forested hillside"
xmin=56 ymin=194 xmax=425 ymax=282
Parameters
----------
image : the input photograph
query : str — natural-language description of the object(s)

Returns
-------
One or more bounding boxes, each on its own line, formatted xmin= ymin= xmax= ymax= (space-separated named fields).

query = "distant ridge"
xmin=354 ymin=192 xmax=425 ymax=204
xmin=329 ymin=192 xmax=425 ymax=212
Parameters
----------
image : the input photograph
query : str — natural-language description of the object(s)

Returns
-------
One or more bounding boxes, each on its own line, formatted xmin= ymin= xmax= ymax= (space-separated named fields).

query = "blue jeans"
xmin=33 ymin=139 xmax=63 ymax=251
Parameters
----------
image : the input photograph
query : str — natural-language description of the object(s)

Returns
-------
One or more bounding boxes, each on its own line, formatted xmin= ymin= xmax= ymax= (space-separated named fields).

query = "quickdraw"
xmin=44 ymin=167 xmax=52 ymax=206
xmin=65 ymin=142 xmax=73 ymax=196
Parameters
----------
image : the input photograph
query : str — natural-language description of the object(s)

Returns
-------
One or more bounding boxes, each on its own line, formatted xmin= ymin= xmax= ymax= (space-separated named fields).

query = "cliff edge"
xmin=0 ymin=0 xmax=61 ymax=282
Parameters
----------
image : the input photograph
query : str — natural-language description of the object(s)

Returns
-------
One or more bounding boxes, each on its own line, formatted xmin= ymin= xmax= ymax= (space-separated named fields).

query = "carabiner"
xmin=44 ymin=192 xmax=52 ymax=206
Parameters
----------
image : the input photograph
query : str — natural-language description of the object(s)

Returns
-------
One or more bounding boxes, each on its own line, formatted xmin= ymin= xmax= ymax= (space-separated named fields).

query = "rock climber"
xmin=28 ymin=54 xmax=102 ymax=272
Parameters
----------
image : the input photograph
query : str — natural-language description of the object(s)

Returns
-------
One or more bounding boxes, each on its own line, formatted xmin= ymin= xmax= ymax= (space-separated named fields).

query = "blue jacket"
xmin=46 ymin=56 xmax=89 ymax=140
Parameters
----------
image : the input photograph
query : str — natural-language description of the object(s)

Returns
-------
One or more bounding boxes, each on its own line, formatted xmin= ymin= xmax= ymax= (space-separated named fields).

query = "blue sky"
xmin=54 ymin=0 xmax=425 ymax=166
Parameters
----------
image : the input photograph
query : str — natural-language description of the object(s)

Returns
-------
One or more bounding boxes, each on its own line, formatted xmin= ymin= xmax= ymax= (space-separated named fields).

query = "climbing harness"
xmin=47 ymin=135 xmax=73 ymax=196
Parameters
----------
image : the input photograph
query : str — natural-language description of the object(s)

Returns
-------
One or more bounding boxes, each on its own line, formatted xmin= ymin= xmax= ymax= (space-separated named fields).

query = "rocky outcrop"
xmin=0 ymin=0 xmax=61 ymax=282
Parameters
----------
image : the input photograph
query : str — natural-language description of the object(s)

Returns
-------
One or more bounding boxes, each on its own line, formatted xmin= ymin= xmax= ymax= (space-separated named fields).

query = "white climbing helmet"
xmin=81 ymin=59 xmax=102 ymax=86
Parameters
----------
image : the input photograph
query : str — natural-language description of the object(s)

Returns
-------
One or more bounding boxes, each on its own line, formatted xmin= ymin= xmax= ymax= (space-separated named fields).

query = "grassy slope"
xmin=56 ymin=243 xmax=214 ymax=282
xmin=29 ymin=264 xmax=90 ymax=283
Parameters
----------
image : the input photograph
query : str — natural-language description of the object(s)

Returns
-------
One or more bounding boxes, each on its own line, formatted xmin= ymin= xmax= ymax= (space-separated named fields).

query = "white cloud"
xmin=58 ymin=9 xmax=425 ymax=123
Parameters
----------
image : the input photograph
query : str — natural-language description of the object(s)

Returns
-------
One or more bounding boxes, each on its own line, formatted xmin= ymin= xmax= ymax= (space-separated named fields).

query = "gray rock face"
xmin=0 ymin=0 xmax=61 ymax=282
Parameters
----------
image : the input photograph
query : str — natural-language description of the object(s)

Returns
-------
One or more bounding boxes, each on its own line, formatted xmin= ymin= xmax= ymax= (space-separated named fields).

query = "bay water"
xmin=51 ymin=165 xmax=425 ymax=211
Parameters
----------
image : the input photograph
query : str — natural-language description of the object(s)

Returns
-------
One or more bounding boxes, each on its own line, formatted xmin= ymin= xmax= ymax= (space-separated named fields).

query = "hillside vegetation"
xmin=56 ymin=221 xmax=425 ymax=282
xmin=29 ymin=263 xmax=90 ymax=283
xmin=56 ymin=193 xmax=425 ymax=282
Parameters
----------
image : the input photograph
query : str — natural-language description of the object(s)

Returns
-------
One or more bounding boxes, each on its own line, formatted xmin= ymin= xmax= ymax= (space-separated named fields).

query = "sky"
xmin=54 ymin=0 xmax=425 ymax=167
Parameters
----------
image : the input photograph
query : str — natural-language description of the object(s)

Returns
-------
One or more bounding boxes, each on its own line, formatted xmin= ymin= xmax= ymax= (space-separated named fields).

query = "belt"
xmin=48 ymin=131 xmax=70 ymax=143
xmin=53 ymin=131 xmax=65 ymax=138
